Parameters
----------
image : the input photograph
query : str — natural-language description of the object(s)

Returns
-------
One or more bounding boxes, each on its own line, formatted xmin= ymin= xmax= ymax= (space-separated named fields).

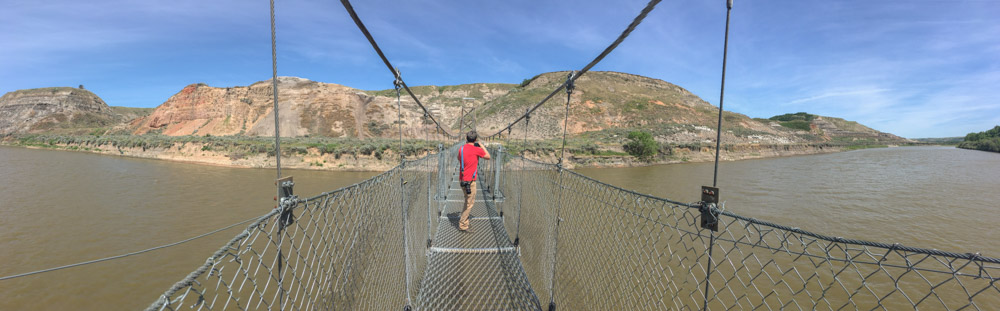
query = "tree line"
xmin=958 ymin=125 xmax=1000 ymax=153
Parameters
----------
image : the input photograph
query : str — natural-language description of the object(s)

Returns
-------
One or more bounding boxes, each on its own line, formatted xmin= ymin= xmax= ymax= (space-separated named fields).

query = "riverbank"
xmin=1 ymin=134 xmax=900 ymax=171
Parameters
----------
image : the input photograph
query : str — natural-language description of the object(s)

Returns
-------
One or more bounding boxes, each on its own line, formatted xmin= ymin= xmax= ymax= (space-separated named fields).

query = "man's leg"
xmin=459 ymin=181 xmax=476 ymax=231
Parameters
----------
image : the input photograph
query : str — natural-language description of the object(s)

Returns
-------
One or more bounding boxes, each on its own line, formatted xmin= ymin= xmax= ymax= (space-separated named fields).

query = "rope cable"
xmin=339 ymin=0 xmax=456 ymax=139
xmin=0 ymin=216 xmax=260 ymax=281
xmin=485 ymin=0 xmax=662 ymax=139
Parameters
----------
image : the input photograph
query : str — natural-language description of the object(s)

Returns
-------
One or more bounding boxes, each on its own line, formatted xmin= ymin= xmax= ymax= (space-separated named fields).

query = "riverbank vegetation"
xmin=2 ymin=133 xmax=441 ymax=160
xmin=2 ymin=131 xmax=915 ymax=170
xmin=958 ymin=126 xmax=1000 ymax=153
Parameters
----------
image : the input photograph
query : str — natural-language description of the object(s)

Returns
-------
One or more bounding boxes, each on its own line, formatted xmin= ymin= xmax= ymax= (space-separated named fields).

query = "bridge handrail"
xmin=486 ymin=148 xmax=1000 ymax=310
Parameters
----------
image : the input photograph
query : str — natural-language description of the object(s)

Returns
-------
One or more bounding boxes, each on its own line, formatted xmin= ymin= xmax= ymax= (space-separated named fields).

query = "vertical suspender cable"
xmin=711 ymin=1 xmax=733 ymax=189
xmin=557 ymin=71 xmax=575 ymax=166
xmin=268 ymin=0 xmax=286 ymax=309
xmin=514 ymin=112 xmax=531 ymax=245
xmin=270 ymin=0 xmax=281 ymax=181
xmin=395 ymin=73 xmax=413 ymax=309
xmin=549 ymin=72 xmax=574 ymax=310
xmin=703 ymin=1 xmax=734 ymax=310
xmin=514 ymin=109 xmax=530 ymax=245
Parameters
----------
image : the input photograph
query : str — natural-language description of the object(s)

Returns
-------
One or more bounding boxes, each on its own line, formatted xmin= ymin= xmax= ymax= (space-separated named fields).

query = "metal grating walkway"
xmin=415 ymin=174 xmax=541 ymax=310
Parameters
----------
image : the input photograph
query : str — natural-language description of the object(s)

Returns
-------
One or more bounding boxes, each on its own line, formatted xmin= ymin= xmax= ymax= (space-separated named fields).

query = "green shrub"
xmin=779 ymin=120 xmax=812 ymax=131
xmin=623 ymin=131 xmax=658 ymax=162
xmin=769 ymin=112 xmax=816 ymax=122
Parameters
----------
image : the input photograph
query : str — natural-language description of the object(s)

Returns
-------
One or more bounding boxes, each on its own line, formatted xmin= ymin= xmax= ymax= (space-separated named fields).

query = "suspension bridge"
xmin=150 ymin=0 xmax=1000 ymax=309
xmin=3 ymin=0 xmax=995 ymax=310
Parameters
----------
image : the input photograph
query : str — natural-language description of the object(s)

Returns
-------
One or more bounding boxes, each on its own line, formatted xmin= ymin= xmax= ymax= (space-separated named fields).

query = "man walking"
xmin=457 ymin=131 xmax=491 ymax=232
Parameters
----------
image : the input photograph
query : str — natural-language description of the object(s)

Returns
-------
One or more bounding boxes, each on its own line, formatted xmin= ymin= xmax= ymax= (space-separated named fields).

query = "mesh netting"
xmin=146 ymin=152 xmax=439 ymax=311
xmin=481 ymin=147 xmax=1000 ymax=310
xmin=151 ymin=143 xmax=1000 ymax=310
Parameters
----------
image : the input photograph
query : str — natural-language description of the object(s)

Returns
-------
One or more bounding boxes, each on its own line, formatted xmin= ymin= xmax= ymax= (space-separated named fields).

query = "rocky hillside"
xmin=764 ymin=112 xmax=907 ymax=143
xmin=474 ymin=71 xmax=909 ymax=145
xmin=127 ymin=77 xmax=514 ymax=139
xmin=4 ymin=72 xmax=908 ymax=147
xmin=0 ymin=87 xmax=117 ymax=135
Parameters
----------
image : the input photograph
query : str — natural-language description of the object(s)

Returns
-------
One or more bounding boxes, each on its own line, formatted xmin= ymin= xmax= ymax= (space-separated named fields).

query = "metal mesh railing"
xmin=146 ymin=152 xmax=440 ymax=311
xmin=151 ymin=142 xmax=1000 ymax=310
xmin=479 ymin=149 xmax=1000 ymax=310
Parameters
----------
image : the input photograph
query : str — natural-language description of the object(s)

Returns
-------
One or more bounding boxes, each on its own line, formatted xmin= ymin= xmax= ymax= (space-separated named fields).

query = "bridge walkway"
xmin=415 ymin=172 xmax=541 ymax=310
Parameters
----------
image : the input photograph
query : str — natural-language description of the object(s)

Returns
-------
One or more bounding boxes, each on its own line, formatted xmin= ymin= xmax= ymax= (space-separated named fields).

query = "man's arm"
xmin=480 ymin=145 xmax=491 ymax=160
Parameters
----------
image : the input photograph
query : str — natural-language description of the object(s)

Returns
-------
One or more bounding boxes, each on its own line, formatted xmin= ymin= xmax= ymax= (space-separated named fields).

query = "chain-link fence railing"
xmin=146 ymin=152 xmax=440 ymax=311
xmin=151 ymin=142 xmax=1000 ymax=310
xmin=478 ymin=150 xmax=1000 ymax=310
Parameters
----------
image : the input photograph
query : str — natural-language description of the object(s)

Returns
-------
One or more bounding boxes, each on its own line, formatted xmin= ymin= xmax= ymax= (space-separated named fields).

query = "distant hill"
xmin=473 ymin=72 xmax=909 ymax=146
xmin=2 ymin=72 xmax=908 ymax=148
xmin=911 ymin=137 xmax=963 ymax=145
xmin=0 ymin=87 xmax=116 ymax=135
xmin=766 ymin=112 xmax=907 ymax=143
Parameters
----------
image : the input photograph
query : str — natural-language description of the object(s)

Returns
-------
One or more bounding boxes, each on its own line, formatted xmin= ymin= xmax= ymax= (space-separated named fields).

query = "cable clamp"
xmin=393 ymin=68 xmax=403 ymax=91
xmin=565 ymin=71 xmax=576 ymax=95
xmin=699 ymin=186 xmax=720 ymax=231
xmin=278 ymin=195 xmax=298 ymax=228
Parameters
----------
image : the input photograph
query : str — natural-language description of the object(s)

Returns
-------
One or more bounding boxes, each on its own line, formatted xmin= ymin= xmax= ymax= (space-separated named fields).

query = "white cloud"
xmin=786 ymin=88 xmax=890 ymax=106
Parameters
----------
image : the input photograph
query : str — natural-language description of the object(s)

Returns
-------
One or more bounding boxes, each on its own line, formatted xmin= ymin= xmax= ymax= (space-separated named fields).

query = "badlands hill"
xmin=0 ymin=87 xmax=112 ymax=135
xmin=0 ymin=86 xmax=153 ymax=135
xmin=5 ymin=72 xmax=909 ymax=148
xmin=123 ymin=72 xmax=908 ymax=145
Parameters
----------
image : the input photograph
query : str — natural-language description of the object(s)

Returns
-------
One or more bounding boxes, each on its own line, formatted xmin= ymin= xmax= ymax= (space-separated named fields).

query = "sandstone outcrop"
xmin=0 ymin=87 xmax=115 ymax=134
xmin=128 ymin=77 xmax=513 ymax=139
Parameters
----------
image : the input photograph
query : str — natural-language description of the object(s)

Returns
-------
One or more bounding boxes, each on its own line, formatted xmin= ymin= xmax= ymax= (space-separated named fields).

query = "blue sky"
xmin=2 ymin=0 xmax=997 ymax=138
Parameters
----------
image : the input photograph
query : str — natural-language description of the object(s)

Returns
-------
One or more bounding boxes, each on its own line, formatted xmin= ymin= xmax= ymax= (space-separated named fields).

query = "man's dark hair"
xmin=466 ymin=131 xmax=478 ymax=143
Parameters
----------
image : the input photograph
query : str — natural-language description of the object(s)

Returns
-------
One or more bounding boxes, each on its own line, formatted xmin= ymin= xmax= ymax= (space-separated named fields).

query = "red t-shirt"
xmin=458 ymin=144 xmax=486 ymax=182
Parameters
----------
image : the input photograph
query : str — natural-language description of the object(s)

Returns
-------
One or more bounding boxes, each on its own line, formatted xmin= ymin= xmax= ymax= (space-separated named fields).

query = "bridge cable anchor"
xmin=277 ymin=176 xmax=296 ymax=228
xmin=699 ymin=186 xmax=720 ymax=232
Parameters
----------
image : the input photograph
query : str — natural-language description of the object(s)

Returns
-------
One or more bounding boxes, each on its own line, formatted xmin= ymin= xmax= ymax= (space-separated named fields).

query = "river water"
xmin=1 ymin=145 xmax=997 ymax=310
xmin=575 ymin=146 xmax=1000 ymax=256
xmin=0 ymin=146 xmax=377 ymax=310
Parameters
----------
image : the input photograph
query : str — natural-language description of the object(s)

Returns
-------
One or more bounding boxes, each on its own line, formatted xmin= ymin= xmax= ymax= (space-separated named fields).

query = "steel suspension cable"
xmin=513 ymin=109 xmax=530 ymax=245
xmin=395 ymin=72 xmax=414 ymax=308
xmin=0 ymin=215 xmax=260 ymax=281
xmin=557 ymin=72 xmax=575 ymax=166
xmin=268 ymin=0 xmax=288 ymax=308
xmin=270 ymin=0 xmax=281 ymax=182
xmin=544 ymin=72 xmax=577 ymax=310
xmin=485 ymin=0 xmax=662 ymax=139
xmin=703 ymin=1 xmax=734 ymax=310
xmin=339 ymin=0 xmax=456 ymax=139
